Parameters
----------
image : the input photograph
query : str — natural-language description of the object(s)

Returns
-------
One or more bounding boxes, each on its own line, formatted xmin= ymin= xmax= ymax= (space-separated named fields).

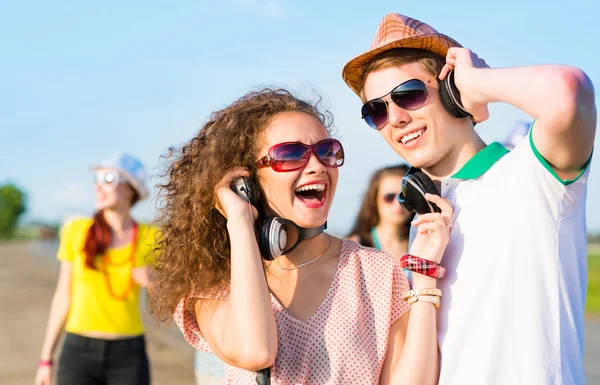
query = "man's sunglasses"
xmin=93 ymin=171 xmax=121 ymax=190
xmin=361 ymin=76 xmax=437 ymax=130
xmin=256 ymin=138 xmax=345 ymax=172
xmin=381 ymin=192 xmax=399 ymax=204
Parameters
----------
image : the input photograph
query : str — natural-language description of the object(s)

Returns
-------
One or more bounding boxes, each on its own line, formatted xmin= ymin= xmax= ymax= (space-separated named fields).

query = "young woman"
xmin=347 ymin=164 xmax=414 ymax=258
xmin=149 ymin=89 xmax=453 ymax=384
xmin=35 ymin=153 xmax=158 ymax=385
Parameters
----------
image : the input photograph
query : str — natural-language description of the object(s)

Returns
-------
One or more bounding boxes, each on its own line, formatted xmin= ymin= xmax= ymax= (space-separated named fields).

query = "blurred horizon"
xmin=1 ymin=0 xmax=599 ymax=235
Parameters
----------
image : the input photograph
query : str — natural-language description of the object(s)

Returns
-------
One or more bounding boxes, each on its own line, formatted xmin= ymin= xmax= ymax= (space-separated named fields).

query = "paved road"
xmin=586 ymin=319 xmax=600 ymax=384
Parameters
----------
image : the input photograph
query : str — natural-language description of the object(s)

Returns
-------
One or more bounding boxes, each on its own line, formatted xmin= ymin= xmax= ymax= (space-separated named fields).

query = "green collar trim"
xmin=451 ymin=142 xmax=509 ymax=180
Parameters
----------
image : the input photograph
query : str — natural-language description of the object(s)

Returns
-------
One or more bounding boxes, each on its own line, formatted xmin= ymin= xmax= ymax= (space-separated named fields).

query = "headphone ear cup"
xmin=410 ymin=172 xmax=442 ymax=213
xmin=411 ymin=172 xmax=441 ymax=196
xmin=438 ymin=71 xmax=470 ymax=119
xmin=397 ymin=191 xmax=414 ymax=212
xmin=259 ymin=217 xmax=287 ymax=261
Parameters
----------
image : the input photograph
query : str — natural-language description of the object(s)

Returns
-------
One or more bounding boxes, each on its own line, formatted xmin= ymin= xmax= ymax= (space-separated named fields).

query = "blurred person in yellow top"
xmin=35 ymin=153 xmax=159 ymax=385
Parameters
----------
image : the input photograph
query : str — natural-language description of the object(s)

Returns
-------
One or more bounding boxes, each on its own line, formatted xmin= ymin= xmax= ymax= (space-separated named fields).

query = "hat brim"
xmin=91 ymin=166 xmax=149 ymax=201
xmin=342 ymin=33 xmax=462 ymax=96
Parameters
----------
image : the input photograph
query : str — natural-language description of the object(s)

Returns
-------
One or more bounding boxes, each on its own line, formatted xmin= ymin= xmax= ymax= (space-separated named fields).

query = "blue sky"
xmin=1 ymin=0 xmax=599 ymax=234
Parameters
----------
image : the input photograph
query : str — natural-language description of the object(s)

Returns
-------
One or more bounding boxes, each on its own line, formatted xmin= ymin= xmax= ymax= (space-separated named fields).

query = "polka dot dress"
xmin=173 ymin=240 xmax=410 ymax=384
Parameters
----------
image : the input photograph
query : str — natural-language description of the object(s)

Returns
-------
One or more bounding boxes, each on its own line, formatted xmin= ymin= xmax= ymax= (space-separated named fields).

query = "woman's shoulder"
xmin=61 ymin=217 xmax=93 ymax=236
xmin=136 ymin=222 xmax=161 ymax=240
xmin=338 ymin=239 xmax=407 ymax=301
xmin=341 ymin=239 xmax=396 ymax=269
xmin=135 ymin=222 xmax=161 ymax=256
xmin=345 ymin=234 xmax=360 ymax=243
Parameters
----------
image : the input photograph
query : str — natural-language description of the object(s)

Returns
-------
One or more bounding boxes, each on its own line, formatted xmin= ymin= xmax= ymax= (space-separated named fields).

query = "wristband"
xmin=38 ymin=359 xmax=53 ymax=367
xmin=400 ymin=253 xmax=446 ymax=279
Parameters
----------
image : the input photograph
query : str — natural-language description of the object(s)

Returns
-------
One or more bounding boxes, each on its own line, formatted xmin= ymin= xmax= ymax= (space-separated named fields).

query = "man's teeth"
xmin=295 ymin=183 xmax=326 ymax=192
xmin=401 ymin=129 xmax=424 ymax=144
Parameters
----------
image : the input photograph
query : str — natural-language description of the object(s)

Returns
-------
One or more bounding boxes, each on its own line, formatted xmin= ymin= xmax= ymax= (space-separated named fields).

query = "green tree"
xmin=0 ymin=184 xmax=27 ymax=237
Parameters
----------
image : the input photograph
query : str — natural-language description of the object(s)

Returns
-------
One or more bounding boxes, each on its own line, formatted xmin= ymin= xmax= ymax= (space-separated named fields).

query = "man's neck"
xmin=425 ymin=133 xmax=487 ymax=181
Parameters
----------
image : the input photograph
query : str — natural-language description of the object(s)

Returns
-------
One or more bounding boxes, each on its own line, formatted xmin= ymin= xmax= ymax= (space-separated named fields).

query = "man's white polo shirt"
xmin=435 ymin=126 xmax=591 ymax=385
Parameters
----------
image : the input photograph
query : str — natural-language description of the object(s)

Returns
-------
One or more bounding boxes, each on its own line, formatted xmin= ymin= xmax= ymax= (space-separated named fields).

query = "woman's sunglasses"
xmin=361 ymin=76 xmax=437 ymax=130
xmin=93 ymin=171 xmax=121 ymax=190
xmin=256 ymin=138 xmax=345 ymax=172
xmin=381 ymin=192 xmax=399 ymax=204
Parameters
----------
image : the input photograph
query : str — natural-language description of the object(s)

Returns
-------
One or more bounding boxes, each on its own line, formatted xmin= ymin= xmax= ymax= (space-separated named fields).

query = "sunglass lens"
xmin=361 ymin=99 xmax=388 ymax=130
xmin=94 ymin=172 xmax=118 ymax=188
xmin=391 ymin=80 xmax=428 ymax=110
xmin=271 ymin=143 xmax=309 ymax=171
xmin=316 ymin=139 xmax=344 ymax=167
xmin=104 ymin=173 xmax=116 ymax=184
xmin=383 ymin=193 xmax=397 ymax=203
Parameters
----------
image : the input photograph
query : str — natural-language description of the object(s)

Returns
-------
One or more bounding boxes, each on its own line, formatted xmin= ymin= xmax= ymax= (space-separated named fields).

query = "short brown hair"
xmin=360 ymin=48 xmax=446 ymax=99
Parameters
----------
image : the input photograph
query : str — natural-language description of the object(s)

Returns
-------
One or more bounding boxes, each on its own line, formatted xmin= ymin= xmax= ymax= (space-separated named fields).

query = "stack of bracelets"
xmin=399 ymin=253 xmax=446 ymax=308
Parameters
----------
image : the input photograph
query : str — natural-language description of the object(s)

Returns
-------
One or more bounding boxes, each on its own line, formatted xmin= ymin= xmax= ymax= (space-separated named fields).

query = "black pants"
xmin=57 ymin=332 xmax=150 ymax=385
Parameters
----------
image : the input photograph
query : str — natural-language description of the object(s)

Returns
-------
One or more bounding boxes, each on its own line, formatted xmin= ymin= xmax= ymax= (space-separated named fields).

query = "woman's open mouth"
xmin=294 ymin=182 xmax=327 ymax=207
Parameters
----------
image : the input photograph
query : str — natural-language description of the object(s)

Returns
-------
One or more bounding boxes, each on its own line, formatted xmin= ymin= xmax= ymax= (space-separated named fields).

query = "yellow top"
xmin=57 ymin=217 xmax=158 ymax=335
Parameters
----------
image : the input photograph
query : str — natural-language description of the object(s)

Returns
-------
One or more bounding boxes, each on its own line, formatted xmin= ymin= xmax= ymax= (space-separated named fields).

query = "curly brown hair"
xmin=346 ymin=164 xmax=414 ymax=247
xmin=148 ymin=88 xmax=334 ymax=321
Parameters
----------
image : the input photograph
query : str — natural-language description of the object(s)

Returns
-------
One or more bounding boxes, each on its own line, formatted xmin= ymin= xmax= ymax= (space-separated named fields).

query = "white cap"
xmin=92 ymin=153 xmax=149 ymax=200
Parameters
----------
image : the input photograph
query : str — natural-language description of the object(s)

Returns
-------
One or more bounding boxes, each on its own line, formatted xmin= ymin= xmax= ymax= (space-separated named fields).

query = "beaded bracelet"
xmin=399 ymin=253 xmax=446 ymax=279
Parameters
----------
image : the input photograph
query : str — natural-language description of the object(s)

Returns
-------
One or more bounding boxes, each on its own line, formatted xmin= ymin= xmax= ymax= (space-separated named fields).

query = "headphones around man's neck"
xmin=397 ymin=167 xmax=442 ymax=215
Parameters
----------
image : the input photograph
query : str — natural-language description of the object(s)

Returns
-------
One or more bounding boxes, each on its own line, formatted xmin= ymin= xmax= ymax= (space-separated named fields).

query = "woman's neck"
xmin=376 ymin=222 xmax=405 ymax=240
xmin=375 ymin=222 xmax=409 ymax=253
xmin=271 ymin=233 xmax=332 ymax=270
xmin=102 ymin=209 xmax=133 ymax=234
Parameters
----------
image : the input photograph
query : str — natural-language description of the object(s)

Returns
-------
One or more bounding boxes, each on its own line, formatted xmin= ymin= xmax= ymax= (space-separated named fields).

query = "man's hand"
xmin=439 ymin=47 xmax=490 ymax=123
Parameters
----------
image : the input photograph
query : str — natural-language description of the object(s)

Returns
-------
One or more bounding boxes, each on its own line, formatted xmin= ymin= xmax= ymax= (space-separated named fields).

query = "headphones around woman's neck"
xmin=230 ymin=177 xmax=326 ymax=261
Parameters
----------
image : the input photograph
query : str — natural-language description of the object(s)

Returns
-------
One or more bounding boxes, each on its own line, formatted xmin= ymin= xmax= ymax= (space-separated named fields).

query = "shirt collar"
xmin=451 ymin=142 xmax=509 ymax=180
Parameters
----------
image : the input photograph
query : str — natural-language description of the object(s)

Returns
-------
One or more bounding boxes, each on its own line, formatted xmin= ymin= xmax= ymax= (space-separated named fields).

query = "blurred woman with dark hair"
xmin=35 ymin=153 xmax=158 ymax=385
xmin=347 ymin=165 xmax=414 ymax=272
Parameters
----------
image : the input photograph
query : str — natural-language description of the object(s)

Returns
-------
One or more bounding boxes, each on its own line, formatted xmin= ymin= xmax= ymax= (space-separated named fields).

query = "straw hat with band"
xmin=91 ymin=153 xmax=149 ymax=201
xmin=342 ymin=13 xmax=462 ymax=97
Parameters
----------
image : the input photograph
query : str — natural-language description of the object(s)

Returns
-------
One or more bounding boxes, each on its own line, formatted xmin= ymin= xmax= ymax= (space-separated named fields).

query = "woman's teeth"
xmin=295 ymin=183 xmax=326 ymax=192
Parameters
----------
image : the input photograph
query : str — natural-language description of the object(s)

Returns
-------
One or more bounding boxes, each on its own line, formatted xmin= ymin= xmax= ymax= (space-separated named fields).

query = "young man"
xmin=342 ymin=13 xmax=596 ymax=385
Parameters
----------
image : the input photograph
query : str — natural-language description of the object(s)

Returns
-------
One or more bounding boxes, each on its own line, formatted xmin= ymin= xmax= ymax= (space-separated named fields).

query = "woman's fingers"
xmin=214 ymin=167 xmax=251 ymax=191
xmin=213 ymin=167 xmax=252 ymax=214
xmin=411 ymin=213 xmax=442 ymax=227
xmin=416 ymin=221 xmax=445 ymax=235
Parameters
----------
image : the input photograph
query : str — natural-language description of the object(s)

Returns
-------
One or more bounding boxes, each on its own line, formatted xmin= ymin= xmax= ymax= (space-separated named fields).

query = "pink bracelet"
xmin=38 ymin=359 xmax=53 ymax=367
